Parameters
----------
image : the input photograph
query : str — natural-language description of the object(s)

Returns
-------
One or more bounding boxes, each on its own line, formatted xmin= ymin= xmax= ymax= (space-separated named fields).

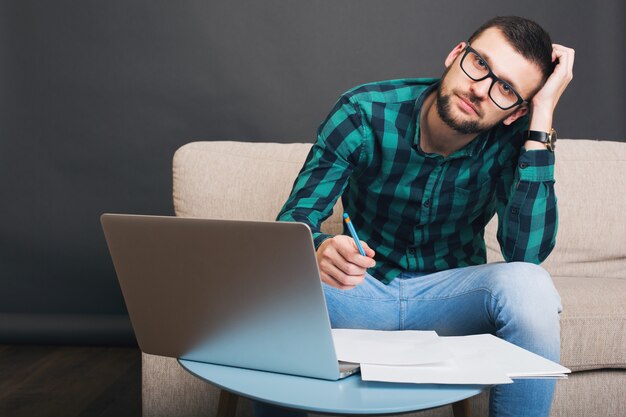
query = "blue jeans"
xmin=254 ymin=262 xmax=562 ymax=417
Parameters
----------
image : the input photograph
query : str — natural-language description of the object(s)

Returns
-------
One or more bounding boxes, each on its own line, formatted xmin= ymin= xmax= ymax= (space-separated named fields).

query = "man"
xmin=270 ymin=16 xmax=574 ymax=417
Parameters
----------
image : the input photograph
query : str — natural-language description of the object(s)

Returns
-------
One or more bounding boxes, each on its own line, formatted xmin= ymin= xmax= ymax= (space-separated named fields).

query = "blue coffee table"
xmin=179 ymin=359 xmax=485 ymax=417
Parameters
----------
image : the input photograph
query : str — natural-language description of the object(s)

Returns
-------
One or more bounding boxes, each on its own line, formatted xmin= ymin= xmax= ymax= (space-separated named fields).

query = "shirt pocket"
xmin=446 ymin=178 xmax=497 ymax=222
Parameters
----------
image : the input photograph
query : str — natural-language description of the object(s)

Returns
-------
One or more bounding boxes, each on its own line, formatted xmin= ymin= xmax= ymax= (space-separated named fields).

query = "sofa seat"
xmin=555 ymin=276 xmax=626 ymax=371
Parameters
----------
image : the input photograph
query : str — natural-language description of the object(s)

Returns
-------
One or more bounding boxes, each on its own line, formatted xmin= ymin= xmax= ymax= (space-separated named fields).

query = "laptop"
xmin=100 ymin=213 xmax=359 ymax=380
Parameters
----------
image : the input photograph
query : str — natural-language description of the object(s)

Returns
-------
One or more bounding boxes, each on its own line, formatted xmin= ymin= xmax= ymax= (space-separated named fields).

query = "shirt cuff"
xmin=517 ymin=148 xmax=555 ymax=182
xmin=313 ymin=232 xmax=333 ymax=249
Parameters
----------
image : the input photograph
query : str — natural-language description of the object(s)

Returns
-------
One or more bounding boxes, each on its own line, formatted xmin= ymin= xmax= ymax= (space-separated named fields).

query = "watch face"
xmin=549 ymin=129 xmax=557 ymax=151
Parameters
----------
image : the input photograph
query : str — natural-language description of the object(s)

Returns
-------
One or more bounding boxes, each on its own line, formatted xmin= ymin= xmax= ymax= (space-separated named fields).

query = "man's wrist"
xmin=524 ymin=129 xmax=557 ymax=152
xmin=528 ymin=100 xmax=555 ymax=132
xmin=524 ymin=140 xmax=549 ymax=151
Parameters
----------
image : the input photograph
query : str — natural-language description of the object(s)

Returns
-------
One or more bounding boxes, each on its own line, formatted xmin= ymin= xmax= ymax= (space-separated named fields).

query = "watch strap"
xmin=526 ymin=129 xmax=556 ymax=151
xmin=526 ymin=130 xmax=550 ymax=143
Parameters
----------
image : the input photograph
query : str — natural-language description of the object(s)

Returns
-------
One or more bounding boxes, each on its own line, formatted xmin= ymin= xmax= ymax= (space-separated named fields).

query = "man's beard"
xmin=436 ymin=87 xmax=488 ymax=135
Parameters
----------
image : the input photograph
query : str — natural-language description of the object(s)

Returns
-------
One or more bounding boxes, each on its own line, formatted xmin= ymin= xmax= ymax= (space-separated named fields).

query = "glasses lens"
xmin=462 ymin=51 xmax=489 ymax=80
xmin=490 ymin=80 xmax=519 ymax=109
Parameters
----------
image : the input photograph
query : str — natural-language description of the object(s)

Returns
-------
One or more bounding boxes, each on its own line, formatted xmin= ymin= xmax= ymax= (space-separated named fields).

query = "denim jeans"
xmin=254 ymin=262 xmax=563 ymax=417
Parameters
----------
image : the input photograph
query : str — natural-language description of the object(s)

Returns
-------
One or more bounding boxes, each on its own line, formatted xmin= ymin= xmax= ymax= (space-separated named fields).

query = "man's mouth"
xmin=456 ymin=94 xmax=481 ymax=116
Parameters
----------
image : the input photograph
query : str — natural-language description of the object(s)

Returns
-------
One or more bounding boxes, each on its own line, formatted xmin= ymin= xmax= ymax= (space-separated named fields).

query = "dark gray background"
xmin=1 ymin=0 xmax=624 ymax=345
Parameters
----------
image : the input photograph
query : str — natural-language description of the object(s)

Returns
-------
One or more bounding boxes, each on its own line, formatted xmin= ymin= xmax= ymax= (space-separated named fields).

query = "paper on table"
xmin=360 ymin=334 xmax=570 ymax=385
xmin=448 ymin=334 xmax=571 ymax=379
xmin=331 ymin=328 xmax=453 ymax=365
xmin=361 ymin=362 xmax=514 ymax=385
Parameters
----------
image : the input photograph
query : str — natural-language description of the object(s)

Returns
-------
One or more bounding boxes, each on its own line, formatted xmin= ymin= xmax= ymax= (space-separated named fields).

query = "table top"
xmin=179 ymin=359 xmax=486 ymax=414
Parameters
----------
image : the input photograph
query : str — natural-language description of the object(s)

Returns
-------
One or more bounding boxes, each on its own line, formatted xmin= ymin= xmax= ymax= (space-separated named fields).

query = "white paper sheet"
xmin=441 ymin=334 xmax=571 ymax=379
xmin=360 ymin=334 xmax=570 ymax=385
xmin=331 ymin=328 xmax=453 ymax=365
xmin=361 ymin=362 xmax=514 ymax=385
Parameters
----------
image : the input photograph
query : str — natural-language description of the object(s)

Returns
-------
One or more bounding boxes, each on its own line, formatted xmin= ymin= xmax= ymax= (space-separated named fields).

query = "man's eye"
xmin=498 ymin=82 xmax=515 ymax=96
xmin=472 ymin=55 xmax=487 ymax=69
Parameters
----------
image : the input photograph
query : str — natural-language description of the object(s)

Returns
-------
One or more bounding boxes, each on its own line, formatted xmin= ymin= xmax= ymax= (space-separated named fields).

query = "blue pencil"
xmin=343 ymin=213 xmax=367 ymax=256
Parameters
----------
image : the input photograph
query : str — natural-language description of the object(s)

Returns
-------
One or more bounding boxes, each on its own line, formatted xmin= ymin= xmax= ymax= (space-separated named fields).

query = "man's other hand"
xmin=316 ymin=235 xmax=376 ymax=290
xmin=528 ymin=44 xmax=575 ymax=132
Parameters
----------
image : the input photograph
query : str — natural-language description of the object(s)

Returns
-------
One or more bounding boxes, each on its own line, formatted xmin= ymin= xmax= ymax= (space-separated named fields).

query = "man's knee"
xmin=487 ymin=262 xmax=560 ymax=307
xmin=484 ymin=262 xmax=562 ymax=334
xmin=488 ymin=262 xmax=562 ymax=361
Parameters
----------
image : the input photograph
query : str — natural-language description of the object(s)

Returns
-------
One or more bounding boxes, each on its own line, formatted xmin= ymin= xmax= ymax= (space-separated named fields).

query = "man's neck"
xmin=419 ymin=91 xmax=477 ymax=158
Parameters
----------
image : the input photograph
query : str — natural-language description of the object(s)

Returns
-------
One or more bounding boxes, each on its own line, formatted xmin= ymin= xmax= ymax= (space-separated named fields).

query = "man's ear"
xmin=444 ymin=42 xmax=467 ymax=68
xmin=502 ymin=103 xmax=529 ymax=126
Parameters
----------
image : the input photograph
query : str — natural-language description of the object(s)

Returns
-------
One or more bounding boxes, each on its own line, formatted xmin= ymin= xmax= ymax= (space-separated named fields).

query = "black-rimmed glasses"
xmin=460 ymin=44 xmax=526 ymax=110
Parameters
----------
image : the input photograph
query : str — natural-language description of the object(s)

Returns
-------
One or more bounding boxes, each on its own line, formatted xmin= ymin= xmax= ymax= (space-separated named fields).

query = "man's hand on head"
xmin=316 ymin=235 xmax=376 ymax=290
xmin=529 ymin=44 xmax=575 ymax=132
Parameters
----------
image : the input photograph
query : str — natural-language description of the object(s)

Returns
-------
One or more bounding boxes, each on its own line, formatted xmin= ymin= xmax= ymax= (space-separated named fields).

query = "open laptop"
xmin=100 ymin=213 xmax=359 ymax=380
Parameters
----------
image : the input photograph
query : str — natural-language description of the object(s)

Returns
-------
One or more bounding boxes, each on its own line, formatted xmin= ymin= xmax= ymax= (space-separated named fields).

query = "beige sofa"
xmin=143 ymin=139 xmax=626 ymax=417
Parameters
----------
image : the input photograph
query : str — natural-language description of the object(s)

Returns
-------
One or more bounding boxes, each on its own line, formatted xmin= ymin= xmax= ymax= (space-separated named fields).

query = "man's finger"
xmin=320 ymin=263 xmax=363 ymax=289
xmin=361 ymin=241 xmax=377 ymax=258
xmin=320 ymin=272 xmax=356 ymax=290
xmin=336 ymin=239 xmax=375 ymax=267
xmin=318 ymin=247 xmax=366 ymax=283
xmin=330 ymin=253 xmax=369 ymax=277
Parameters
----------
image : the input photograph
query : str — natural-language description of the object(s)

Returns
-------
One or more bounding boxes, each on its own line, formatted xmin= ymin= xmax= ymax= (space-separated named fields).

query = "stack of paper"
xmin=332 ymin=329 xmax=570 ymax=385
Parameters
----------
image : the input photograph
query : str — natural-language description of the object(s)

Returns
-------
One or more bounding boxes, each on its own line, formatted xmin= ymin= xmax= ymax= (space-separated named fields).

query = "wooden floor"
xmin=0 ymin=344 xmax=141 ymax=417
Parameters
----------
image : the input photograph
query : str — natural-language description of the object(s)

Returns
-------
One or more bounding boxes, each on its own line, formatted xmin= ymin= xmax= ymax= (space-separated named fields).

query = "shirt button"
xmin=511 ymin=207 xmax=519 ymax=215
xmin=423 ymin=199 xmax=431 ymax=208
xmin=519 ymin=162 xmax=529 ymax=169
xmin=408 ymin=247 xmax=416 ymax=255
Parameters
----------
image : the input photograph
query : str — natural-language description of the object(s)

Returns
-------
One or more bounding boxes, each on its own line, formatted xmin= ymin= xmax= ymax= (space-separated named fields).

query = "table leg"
xmin=217 ymin=389 xmax=239 ymax=417
xmin=451 ymin=398 xmax=472 ymax=417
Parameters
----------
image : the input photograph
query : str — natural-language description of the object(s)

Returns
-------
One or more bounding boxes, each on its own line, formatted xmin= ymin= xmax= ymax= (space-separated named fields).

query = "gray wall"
xmin=1 ymin=0 xmax=624 ymax=345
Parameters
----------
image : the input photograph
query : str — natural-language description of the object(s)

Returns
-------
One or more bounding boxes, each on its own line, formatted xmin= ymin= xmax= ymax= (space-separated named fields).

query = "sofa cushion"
xmin=172 ymin=141 xmax=344 ymax=234
xmin=555 ymin=276 xmax=626 ymax=371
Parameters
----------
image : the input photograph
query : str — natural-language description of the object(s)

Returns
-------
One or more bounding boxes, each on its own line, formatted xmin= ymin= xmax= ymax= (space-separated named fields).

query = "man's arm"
xmin=525 ymin=44 xmax=575 ymax=149
xmin=495 ymin=148 xmax=558 ymax=263
xmin=277 ymin=95 xmax=375 ymax=289
xmin=495 ymin=44 xmax=574 ymax=263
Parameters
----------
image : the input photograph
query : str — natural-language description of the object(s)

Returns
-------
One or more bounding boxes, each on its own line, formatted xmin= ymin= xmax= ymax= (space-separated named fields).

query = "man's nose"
xmin=470 ymin=77 xmax=491 ymax=99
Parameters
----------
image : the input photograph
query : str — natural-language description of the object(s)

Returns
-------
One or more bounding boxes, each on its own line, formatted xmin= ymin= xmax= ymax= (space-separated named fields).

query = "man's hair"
xmin=468 ymin=16 xmax=555 ymax=84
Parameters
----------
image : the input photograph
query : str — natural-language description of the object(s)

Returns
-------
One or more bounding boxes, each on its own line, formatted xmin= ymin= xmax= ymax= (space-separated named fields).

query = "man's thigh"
xmin=324 ymin=262 xmax=559 ymax=336
xmin=399 ymin=264 xmax=499 ymax=335
xmin=401 ymin=262 xmax=560 ymax=335
xmin=322 ymin=265 xmax=496 ymax=332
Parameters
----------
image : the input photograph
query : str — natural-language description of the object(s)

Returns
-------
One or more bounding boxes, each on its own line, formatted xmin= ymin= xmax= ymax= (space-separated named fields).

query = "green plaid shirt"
xmin=277 ymin=78 xmax=557 ymax=284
